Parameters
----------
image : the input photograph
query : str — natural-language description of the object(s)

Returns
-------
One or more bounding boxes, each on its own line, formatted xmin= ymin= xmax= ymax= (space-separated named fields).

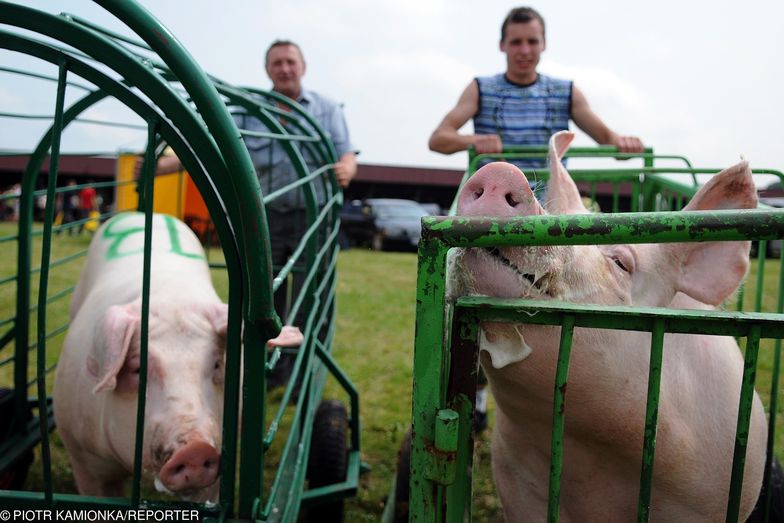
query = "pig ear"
xmin=665 ymin=160 xmax=757 ymax=305
xmin=544 ymin=131 xmax=589 ymax=215
xmin=88 ymin=304 xmax=139 ymax=394
xmin=681 ymin=160 xmax=757 ymax=211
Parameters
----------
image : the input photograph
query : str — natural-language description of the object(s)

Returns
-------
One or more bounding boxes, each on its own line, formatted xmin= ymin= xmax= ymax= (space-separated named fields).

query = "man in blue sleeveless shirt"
xmin=430 ymin=7 xmax=643 ymax=433
xmin=429 ymin=7 xmax=643 ymax=171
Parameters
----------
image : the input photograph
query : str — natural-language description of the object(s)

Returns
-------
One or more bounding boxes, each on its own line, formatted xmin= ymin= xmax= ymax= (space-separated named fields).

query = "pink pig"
xmin=54 ymin=213 xmax=229 ymax=501
xmin=451 ymin=131 xmax=767 ymax=521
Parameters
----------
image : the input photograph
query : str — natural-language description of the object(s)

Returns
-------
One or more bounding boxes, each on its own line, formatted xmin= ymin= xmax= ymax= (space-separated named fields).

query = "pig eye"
xmin=613 ymin=258 xmax=630 ymax=273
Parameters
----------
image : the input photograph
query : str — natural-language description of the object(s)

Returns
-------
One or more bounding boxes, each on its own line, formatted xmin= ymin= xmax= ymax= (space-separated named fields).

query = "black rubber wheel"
xmin=306 ymin=399 xmax=349 ymax=522
xmin=392 ymin=429 xmax=412 ymax=523
xmin=0 ymin=388 xmax=34 ymax=490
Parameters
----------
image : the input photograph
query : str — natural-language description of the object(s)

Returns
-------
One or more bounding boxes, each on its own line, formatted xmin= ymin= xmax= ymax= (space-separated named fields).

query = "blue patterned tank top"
xmin=473 ymin=73 xmax=572 ymax=170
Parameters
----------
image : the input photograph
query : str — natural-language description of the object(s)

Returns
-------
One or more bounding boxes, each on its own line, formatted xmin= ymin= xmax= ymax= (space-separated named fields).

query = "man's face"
xmin=265 ymin=44 xmax=306 ymax=99
xmin=500 ymin=20 xmax=545 ymax=83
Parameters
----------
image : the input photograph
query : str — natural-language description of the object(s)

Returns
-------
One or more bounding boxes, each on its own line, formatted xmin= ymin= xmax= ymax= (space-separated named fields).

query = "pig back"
xmin=70 ymin=213 xmax=212 ymax=317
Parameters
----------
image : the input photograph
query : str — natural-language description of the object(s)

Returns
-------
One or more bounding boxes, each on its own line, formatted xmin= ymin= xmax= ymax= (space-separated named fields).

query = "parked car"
xmin=339 ymin=198 xmax=430 ymax=251
xmin=419 ymin=202 xmax=445 ymax=216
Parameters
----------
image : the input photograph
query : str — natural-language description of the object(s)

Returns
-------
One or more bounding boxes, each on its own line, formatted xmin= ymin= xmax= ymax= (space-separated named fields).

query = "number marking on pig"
xmin=102 ymin=214 xmax=204 ymax=261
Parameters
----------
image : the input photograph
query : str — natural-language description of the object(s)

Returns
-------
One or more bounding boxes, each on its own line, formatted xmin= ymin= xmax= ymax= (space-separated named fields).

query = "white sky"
xmin=2 ymin=1 xmax=784 ymax=179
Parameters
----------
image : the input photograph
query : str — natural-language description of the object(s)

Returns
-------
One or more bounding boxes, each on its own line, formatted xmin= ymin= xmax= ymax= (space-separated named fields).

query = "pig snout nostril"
xmin=474 ymin=188 xmax=484 ymax=199
xmin=160 ymin=440 xmax=220 ymax=491
xmin=505 ymin=193 xmax=519 ymax=207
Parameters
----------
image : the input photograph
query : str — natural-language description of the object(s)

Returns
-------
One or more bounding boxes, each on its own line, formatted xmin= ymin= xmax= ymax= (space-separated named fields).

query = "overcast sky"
xmin=3 ymin=1 xmax=783 ymax=179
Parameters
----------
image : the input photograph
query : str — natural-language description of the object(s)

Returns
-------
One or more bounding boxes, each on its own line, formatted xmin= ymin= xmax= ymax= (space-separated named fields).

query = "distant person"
xmin=58 ymin=179 xmax=79 ymax=235
xmin=78 ymin=181 xmax=98 ymax=233
xmin=429 ymin=6 xmax=644 ymax=193
xmin=240 ymin=39 xmax=357 ymax=386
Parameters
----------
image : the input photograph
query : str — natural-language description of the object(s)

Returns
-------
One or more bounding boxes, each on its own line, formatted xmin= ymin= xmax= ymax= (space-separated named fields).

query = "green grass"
xmin=1 ymin=221 xmax=782 ymax=522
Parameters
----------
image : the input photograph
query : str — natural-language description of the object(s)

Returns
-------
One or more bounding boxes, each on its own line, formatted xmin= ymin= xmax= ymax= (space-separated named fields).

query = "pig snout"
xmin=158 ymin=440 xmax=220 ymax=492
xmin=457 ymin=162 xmax=544 ymax=217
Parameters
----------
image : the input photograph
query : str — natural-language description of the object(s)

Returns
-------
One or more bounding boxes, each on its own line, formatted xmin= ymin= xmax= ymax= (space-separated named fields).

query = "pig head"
xmin=54 ymin=213 xmax=228 ymax=502
xmin=451 ymin=131 xmax=767 ymax=521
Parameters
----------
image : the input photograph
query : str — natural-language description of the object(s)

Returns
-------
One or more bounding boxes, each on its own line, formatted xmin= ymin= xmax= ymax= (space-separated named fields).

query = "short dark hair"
xmin=265 ymin=39 xmax=304 ymax=65
xmin=501 ymin=7 xmax=546 ymax=42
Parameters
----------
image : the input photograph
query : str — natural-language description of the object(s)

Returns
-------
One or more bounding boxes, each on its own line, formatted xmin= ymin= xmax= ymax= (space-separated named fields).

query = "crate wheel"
xmin=0 ymin=388 xmax=34 ymax=490
xmin=306 ymin=399 xmax=348 ymax=522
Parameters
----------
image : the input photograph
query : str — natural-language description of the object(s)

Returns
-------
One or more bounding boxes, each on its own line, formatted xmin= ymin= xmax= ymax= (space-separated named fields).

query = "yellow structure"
xmin=115 ymin=152 xmax=213 ymax=241
xmin=115 ymin=152 xmax=186 ymax=218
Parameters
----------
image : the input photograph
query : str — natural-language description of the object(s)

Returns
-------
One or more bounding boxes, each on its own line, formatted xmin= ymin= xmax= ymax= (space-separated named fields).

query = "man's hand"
xmin=611 ymin=135 xmax=645 ymax=154
xmin=334 ymin=161 xmax=353 ymax=188
xmin=472 ymin=134 xmax=503 ymax=154
xmin=333 ymin=152 xmax=358 ymax=188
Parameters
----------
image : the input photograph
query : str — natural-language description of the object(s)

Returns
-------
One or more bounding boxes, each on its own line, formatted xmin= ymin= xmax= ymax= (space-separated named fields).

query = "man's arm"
xmin=133 ymin=151 xmax=183 ymax=179
xmin=570 ymin=85 xmax=644 ymax=153
xmin=428 ymin=81 xmax=503 ymax=155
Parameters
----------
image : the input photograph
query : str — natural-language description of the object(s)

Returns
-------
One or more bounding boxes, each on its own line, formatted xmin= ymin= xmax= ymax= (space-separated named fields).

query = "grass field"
xmin=1 ymin=221 xmax=782 ymax=522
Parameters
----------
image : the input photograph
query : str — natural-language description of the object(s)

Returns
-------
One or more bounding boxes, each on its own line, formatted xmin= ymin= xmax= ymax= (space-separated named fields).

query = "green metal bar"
xmin=726 ymin=325 xmax=762 ymax=522
xmin=423 ymin=210 xmax=784 ymax=249
xmin=0 ymin=64 xmax=93 ymax=90
xmin=631 ymin=178 xmax=641 ymax=212
xmin=0 ymin=325 xmax=15 ymax=356
xmin=0 ymin=111 xmax=147 ymax=129
xmin=442 ymin=305 xmax=480 ymax=522
xmin=453 ymin=298 xmax=784 ymax=339
xmin=546 ymin=315 xmax=576 ymax=523
xmin=755 ymin=251 xmax=766 ymax=312
xmin=130 ymin=123 xmax=157 ymax=506
xmin=33 ymin=59 xmax=70 ymax=503
xmin=612 ymin=181 xmax=620 ymax=213
xmin=299 ymin=451 xmax=361 ymax=506
xmin=238 ymin=128 xmax=323 ymax=142
xmin=637 ymin=319 xmax=666 ymax=521
xmin=467 ymin=146 xmax=662 ymax=174
xmin=262 ymin=164 xmax=332 ymax=207
xmin=762 ymin=259 xmax=784 ymax=520
xmin=279 ymin=194 xmax=340 ymax=319
xmin=63 ymin=12 xmax=152 ymax=52
xmin=411 ymin=234 xmax=450 ymax=522
xmin=0 ymin=403 xmax=54 ymax=475
xmin=263 ymin=232 xmax=340 ymax=448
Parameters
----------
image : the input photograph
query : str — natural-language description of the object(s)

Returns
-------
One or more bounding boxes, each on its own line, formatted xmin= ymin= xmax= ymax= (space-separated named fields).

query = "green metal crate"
xmin=0 ymin=2 xmax=359 ymax=521
xmin=407 ymin=147 xmax=784 ymax=521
